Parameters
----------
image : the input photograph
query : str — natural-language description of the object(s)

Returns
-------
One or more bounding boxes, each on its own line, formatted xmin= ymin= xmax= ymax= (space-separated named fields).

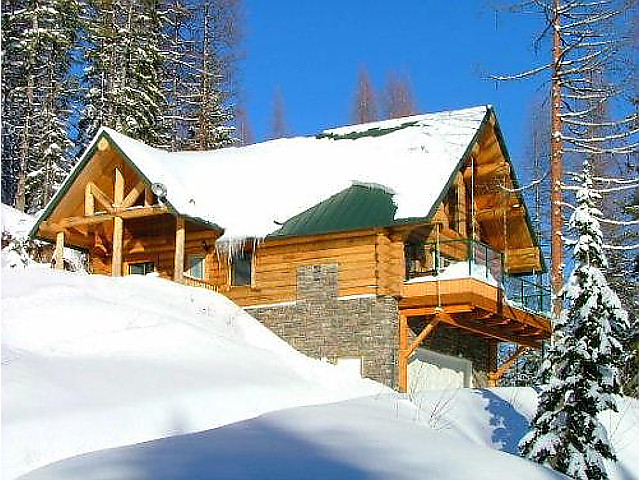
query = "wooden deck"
xmin=399 ymin=277 xmax=551 ymax=348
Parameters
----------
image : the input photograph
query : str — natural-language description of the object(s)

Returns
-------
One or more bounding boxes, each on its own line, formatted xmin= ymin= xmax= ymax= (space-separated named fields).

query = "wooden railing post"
xmin=398 ymin=313 xmax=409 ymax=393
xmin=174 ymin=216 xmax=185 ymax=283
xmin=54 ymin=230 xmax=65 ymax=270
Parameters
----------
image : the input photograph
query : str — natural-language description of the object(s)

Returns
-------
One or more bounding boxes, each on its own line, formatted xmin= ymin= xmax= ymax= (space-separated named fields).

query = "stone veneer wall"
xmin=407 ymin=317 xmax=493 ymax=387
xmin=246 ymin=264 xmax=399 ymax=388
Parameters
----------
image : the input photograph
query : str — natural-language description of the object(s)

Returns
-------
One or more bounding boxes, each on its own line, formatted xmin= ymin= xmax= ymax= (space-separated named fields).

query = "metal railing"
xmin=405 ymin=238 xmax=550 ymax=316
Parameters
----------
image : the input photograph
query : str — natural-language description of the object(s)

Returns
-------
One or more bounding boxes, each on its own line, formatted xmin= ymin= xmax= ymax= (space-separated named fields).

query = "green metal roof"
xmin=269 ymin=183 xmax=398 ymax=238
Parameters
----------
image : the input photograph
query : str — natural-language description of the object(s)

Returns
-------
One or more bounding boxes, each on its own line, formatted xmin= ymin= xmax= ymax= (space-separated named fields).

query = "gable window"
xmin=231 ymin=250 xmax=253 ymax=286
xmin=129 ymin=261 xmax=155 ymax=275
xmin=187 ymin=255 xmax=205 ymax=280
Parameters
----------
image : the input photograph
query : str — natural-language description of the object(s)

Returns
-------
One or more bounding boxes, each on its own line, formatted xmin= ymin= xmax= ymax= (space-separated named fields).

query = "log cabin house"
xmin=30 ymin=105 xmax=551 ymax=392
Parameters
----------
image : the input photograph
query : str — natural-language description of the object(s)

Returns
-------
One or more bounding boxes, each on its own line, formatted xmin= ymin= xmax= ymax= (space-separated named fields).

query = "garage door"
xmin=408 ymin=348 xmax=472 ymax=392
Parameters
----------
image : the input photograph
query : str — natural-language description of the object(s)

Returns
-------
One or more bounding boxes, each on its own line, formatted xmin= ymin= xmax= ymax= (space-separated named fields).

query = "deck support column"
xmin=399 ymin=312 xmax=444 ymax=394
xmin=54 ymin=230 xmax=65 ymax=270
xmin=398 ymin=313 xmax=409 ymax=393
xmin=174 ymin=216 xmax=185 ymax=283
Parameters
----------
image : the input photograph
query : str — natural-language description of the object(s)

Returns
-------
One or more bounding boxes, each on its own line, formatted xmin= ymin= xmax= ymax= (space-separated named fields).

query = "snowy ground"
xmin=2 ymin=259 xmax=638 ymax=479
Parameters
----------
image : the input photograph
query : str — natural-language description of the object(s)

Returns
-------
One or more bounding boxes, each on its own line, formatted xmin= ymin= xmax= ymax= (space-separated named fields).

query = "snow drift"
xmin=1 ymin=267 xmax=383 ymax=479
xmin=2 ymin=257 xmax=637 ymax=479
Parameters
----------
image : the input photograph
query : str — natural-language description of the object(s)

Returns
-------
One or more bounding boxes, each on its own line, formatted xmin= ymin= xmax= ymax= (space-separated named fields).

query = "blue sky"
xmin=241 ymin=1 xmax=552 ymax=176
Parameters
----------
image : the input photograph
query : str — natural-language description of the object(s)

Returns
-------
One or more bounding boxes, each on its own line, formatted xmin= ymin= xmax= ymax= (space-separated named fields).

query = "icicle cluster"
xmin=519 ymin=162 xmax=630 ymax=480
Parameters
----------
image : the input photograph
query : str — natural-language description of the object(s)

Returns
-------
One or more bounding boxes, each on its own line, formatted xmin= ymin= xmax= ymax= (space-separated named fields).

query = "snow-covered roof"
xmin=39 ymin=105 xmax=491 ymax=242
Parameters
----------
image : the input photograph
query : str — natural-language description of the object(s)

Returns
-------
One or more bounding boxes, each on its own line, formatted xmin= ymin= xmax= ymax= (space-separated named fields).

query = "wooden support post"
xmin=144 ymin=188 xmax=153 ymax=207
xmin=398 ymin=313 xmax=409 ymax=393
xmin=84 ymin=184 xmax=94 ymax=216
xmin=407 ymin=317 xmax=442 ymax=356
xmin=111 ymin=166 xmax=125 ymax=277
xmin=54 ymin=231 xmax=65 ymax=270
xmin=174 ymin=216 xmax=185 ymax=283
xmin=112 ymin=216 xmax=123 ymax=276
xmin=488 ymin=346 xmax=528 ymax=387
xmin=114 ymin=166 xmax=124 ymax=207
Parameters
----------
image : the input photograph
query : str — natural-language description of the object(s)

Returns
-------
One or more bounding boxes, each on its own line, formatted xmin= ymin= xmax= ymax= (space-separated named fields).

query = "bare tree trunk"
xmin=551 ymin=0 xmax=564 ymax=317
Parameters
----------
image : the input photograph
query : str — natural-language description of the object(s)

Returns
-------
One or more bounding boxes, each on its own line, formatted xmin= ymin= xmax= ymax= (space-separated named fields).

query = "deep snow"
xmin=1 ymin=267 xmax=384 ymax=479
xmin=2 ymin=257 xmax=637 ymax=479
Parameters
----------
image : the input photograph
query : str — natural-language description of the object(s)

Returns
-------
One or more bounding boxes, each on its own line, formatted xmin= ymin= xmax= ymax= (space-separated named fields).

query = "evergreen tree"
xmin=519 ymin=162 xmax=630 ymax=480
xmin=80 ymin=0 xmax=166 ymax=146
xmin=1 ymin=0 xmax=79 ymax=212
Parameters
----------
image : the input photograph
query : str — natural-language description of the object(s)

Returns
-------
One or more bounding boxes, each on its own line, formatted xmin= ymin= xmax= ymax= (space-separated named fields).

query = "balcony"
xmin=400 ymin=238 xmax=551 ymax=348
xmin=405 ymin=238 xmax=550 ymax=317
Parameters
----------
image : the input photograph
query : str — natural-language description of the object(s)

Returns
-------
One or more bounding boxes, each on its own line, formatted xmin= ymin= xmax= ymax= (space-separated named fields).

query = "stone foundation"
xmin=246 ymin=263 xmax=494 ymax=389
xmin=246 ymin=264 xmax=399 ymax=388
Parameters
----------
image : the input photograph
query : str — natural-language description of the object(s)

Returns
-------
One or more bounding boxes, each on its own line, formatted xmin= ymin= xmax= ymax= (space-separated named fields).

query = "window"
xmin=129 ymin=261 xmax=155 ymax=275
xmin=187 ymin=255 xmax=205 ymax=280
xmin=231 ymin=250 xmax=252 ymax=286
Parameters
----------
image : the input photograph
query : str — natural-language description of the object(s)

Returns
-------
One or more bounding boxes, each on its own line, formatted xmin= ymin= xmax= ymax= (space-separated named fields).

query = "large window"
xmin=231 ymin=250 xmax=252 ymax=286
xmin=129 ymin=261 xmax=155 ymax=275
xmin=187 ymin=255 xmax=205 ymax=280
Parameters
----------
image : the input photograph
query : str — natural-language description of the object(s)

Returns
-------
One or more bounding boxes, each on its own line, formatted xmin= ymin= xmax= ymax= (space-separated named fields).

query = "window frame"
xmin=128 ymin=261 xmax=155 ymax=276
xmin=186 ymin=254 xmax=206 ymax=280
xmin=230 ymin=249 xmax=254 ymax=287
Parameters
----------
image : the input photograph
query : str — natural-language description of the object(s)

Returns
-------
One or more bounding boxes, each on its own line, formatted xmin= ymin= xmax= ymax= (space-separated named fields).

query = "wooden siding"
xmin=222 ymin=231 xmax=381 ymax=306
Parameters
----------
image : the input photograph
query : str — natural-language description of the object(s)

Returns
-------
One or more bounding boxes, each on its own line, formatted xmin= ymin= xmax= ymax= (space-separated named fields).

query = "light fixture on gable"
xmin=151 ymin=182 xmax=167 ymax=200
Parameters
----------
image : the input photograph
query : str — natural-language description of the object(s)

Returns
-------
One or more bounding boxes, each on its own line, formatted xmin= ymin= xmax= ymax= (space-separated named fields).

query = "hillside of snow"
xmin=1 ymin=267 xmax=385 ymax=479
xmin=2 ymin=258 xmax=637 ymax=479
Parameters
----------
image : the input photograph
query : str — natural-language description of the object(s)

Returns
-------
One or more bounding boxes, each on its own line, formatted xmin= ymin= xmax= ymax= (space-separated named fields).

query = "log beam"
xmin=475 ymin=205 xmax=522 ymax=223
xmin=122 ymin=180 xmax=146 ymax=209
xmin=54 ymin=231 xmax=65 ymax=269
xmin=50 ymin=206 xmax=170 ymax=229
xmin=114 ymin=166 xmax=124 ymax=207
xmin=173 ymin=216 xmax=185 ymax=283
xmin=85 ymin=184 xmax=94 ymax=216
xmin=488 ymin=346 xmax=528 ymax=387
xmin=400 ymin=304 xmax=473 ymax=317
xmin=89 ymin=183 xmax=114 ymax=213
xmin=407 ymin=316 xmax=441 ymax=356
xmin=111 ymin=216 xmax=123 ymax=276
xmin=463 ymin=162 xmax=508 ymax=182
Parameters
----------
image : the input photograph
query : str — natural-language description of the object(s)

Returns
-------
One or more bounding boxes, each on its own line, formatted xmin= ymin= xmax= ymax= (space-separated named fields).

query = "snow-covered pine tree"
xmin=519 ymin=161 xmax=630 ymax=480
xmin=1 ymin=0 xmax=79 ymax=212
xmin=186 ymin=0 xmax=237 ymax=149
xmin=159 ymin=0 xmax=193 ymax=151
xmin=80 ymin=0 xmax=166 ymax=146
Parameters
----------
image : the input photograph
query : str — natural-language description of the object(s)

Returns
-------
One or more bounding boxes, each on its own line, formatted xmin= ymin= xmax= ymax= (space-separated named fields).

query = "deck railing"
xmin=406 ymin=238 xmax=551 ymax=316
xmin=183 ymin=275 xmax=219 ymax=292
